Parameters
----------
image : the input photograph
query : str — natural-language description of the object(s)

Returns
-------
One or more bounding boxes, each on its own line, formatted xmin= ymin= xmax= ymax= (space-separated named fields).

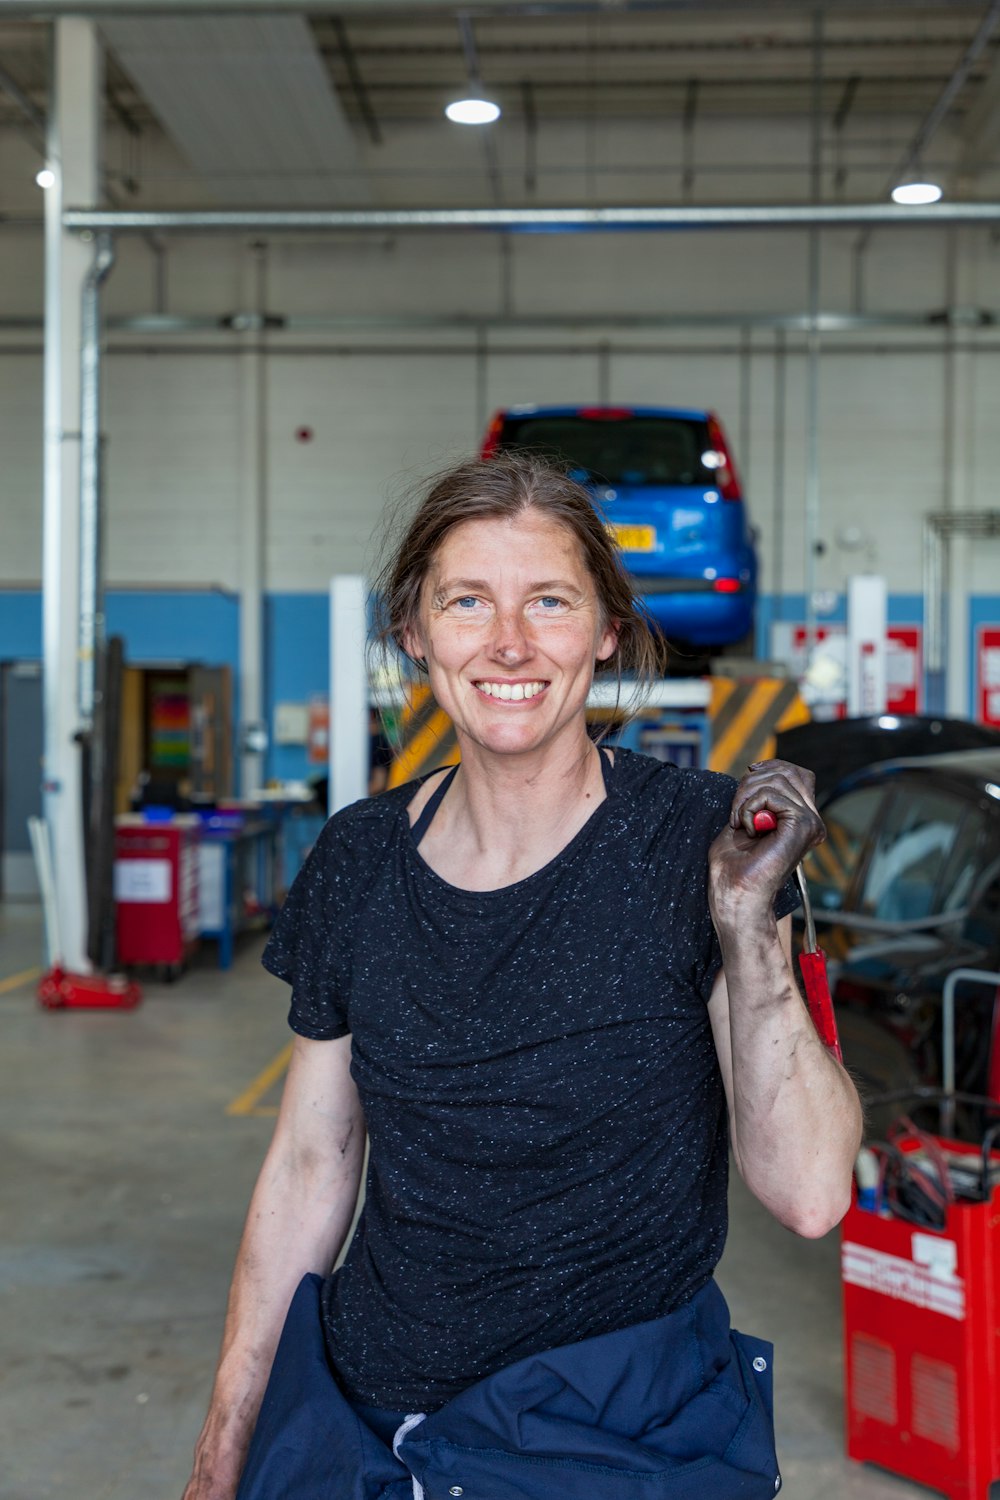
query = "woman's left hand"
xmin=708 ymin=758 xmax=825 ymax=924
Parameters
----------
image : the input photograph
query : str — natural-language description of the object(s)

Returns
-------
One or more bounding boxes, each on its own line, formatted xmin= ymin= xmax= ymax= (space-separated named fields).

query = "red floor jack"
xmin=751 ymin=808 xmax=842 ymax=1059
xmin=37 ymin=966 xmax=141 ymax=1011
xmin=29 ymin=816 xmax=141 ymax=1011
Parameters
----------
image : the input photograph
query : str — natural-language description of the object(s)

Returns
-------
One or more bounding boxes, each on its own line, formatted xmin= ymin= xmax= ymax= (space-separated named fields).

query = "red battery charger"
xmin=842 ymin=1134 xmax=1000 ymax=1499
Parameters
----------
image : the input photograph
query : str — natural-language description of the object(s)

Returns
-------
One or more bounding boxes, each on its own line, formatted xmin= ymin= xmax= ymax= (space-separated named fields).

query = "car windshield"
xmin=500 ymin=414 xmax=714 ymax=487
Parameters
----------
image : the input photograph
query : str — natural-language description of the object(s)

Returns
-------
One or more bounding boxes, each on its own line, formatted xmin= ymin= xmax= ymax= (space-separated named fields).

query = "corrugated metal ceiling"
xmin=99 ymin=14 xmax=370 ymax=205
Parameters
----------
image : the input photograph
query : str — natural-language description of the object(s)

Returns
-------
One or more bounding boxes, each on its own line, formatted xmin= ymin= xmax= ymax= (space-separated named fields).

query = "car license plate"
xmin=609 ymin=524 xmax=656 ymax=552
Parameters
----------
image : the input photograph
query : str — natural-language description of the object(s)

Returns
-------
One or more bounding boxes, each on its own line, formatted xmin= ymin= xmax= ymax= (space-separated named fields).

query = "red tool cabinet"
xmin=842 ymin=1137 xmax=1000 ymax=1500
xmin=114 ymin=816 xmax=200 ymax=975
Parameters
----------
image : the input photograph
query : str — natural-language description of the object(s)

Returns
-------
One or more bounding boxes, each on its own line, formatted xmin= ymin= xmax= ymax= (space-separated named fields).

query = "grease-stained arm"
xmin=706 ymin=761 xmax=862 ymax=1238
xmin=182 ymin=1033 xmax=365 ymax=1500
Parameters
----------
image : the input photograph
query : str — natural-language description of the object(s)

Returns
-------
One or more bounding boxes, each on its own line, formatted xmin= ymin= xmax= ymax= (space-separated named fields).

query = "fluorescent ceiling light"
xmin=35 ymin=167 xmax=55 ymax=189
xmin=445 ymin=97 xmax=501 ymax=125
xmin=891 ymin=180 xmax=943 ymax=206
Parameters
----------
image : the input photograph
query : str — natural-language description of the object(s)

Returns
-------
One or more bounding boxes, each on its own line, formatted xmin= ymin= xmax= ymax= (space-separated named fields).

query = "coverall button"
xmin=449 ymin=1488 xmax=464 ymax=1496
xmin=753 ymin=1355 xmax=768 ymax=1372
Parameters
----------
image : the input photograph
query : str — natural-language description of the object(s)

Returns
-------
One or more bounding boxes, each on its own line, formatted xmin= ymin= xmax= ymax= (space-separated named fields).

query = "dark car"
xmin=775 ymin=714 xmax=1000 ymax=801
xmin=481 ymin=404 xmax=757 ymax=651
xmin=798 ymin=749 xmax=1000 ymax=1140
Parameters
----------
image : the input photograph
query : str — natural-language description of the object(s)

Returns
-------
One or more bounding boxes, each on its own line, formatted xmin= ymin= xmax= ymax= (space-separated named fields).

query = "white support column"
xmin=329 ymin=576 xmax=368 ymax=815
xmin=846 ymin=574 xmax=888 ymax=718
xmin=42 ymin=19 xmax=101 ymax=972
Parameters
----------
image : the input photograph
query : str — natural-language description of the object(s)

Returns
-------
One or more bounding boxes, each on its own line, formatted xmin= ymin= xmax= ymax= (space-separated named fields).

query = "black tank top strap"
xmin=410 ymin=764 xmax=460 ymax=847
xmin=413 ymin=753 xmax=610 ymax=848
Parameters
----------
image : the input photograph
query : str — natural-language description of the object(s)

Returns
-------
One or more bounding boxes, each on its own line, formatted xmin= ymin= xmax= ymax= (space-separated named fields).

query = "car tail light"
xmin=576 ymin=407 xmax=634 ymax=421
xmin=706 ymin=413 xmax=742 ymax=500
xmin=480 ymin=410 xmax=505 ymax=459
xmin=713 ymin=578 xmax=742 ymax=593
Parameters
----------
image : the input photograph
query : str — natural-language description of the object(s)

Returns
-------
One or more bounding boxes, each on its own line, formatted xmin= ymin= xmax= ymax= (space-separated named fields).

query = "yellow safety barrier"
xmin=386 ymin=683 xmax=459 ymax=789
xmin=385 ymin=674 xmax=810 ymax=789
xmin=707 ymin=676 xmax=810 ymax=780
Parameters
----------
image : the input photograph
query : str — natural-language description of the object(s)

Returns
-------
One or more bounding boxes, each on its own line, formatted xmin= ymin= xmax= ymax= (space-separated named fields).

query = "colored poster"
xmin=150 ymin=682 xmax=191 ymax=768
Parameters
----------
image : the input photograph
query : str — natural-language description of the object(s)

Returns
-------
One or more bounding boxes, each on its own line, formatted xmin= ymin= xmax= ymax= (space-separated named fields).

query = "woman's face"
xmin=404 ymin=510 xmax=618 ymax=760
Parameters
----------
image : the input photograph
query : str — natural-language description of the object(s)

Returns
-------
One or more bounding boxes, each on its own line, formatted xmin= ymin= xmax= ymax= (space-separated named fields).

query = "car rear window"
xmin=804 ymin=784 xmax=886 ymax=913
xmin=499 ymin=414 xmax=714 ymax=487
xmin=858 ymin=787 xmax=968 ymax=924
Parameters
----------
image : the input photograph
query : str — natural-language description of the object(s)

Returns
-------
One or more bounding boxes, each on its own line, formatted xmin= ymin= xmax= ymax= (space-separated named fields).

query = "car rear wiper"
xmin=843 ymin=934 xmax=945 ymax=964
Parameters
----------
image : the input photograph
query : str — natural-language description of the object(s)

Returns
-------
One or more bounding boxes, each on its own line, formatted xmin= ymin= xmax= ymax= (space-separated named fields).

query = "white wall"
xmin=3 ymin=110 xmax=1000 ymax=599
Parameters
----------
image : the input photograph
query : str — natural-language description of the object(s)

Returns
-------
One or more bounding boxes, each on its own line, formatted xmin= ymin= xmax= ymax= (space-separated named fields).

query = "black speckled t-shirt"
xmin=261 ymin=748 xmax=800 ymax=1411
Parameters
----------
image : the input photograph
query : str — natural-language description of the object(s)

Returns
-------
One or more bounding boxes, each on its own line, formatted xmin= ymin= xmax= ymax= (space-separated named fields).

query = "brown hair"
xmin=371 ymin=452 xmax=667 ymax=697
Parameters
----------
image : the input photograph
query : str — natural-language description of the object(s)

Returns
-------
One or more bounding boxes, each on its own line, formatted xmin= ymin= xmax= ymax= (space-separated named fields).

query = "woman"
xmin=182 ymin=453 xmax=861 ymax=1500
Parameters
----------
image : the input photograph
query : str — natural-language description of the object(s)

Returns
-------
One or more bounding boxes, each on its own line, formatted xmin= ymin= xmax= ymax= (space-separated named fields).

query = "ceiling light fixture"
xmin=35 ymin=167 xmax=55 ymax=189
xmin=891 ymin=178 xmax=943 ymax=206
xmin=445 ymin=96 xmax=500 ymax=126
xmin=446 ymin=12 xmax=500 ymax=126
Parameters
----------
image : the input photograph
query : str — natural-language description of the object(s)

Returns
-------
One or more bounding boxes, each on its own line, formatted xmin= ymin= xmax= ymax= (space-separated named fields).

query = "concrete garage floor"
xmin=0 ymin=901 xmax=966 ymax=1500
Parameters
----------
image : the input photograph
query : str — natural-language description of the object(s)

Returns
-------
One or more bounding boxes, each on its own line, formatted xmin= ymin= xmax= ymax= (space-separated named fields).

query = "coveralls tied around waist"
xmin=236 ymin=1273 xmax=781 ymax=1500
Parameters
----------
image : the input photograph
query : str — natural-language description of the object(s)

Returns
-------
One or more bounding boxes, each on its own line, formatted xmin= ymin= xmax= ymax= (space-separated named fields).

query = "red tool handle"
xmin=748 ymin=808 xmax=844 ymax=1062
xmin=798 ymin=950 xmax=843 ymax=1062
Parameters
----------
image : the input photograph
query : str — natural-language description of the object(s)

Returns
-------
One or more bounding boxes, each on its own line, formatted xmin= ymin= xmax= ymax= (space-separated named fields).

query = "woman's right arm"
xmin=182 ymin=1032 xmax=366 ymax=1500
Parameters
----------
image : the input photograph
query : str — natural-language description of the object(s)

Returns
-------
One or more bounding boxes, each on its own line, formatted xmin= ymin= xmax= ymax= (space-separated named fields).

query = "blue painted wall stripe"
xmin=4 ymin=589 xmax=1000 ymax=780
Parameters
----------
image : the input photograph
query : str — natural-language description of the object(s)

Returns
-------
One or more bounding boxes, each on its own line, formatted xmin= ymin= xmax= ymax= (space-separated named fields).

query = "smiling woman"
xmin=183 ymin=452 xmax=862 ymax=1500
xmin=372 ymin=452 xmax=666 ymax=696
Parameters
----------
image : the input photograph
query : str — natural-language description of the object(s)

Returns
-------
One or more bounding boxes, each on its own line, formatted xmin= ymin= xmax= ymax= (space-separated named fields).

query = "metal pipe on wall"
xmin=772 ymin=327 xmax=787 ymax=623
xmin=803 ymin=8 xmax=824 ymax=656
xmin=78 ymin=232 xmax=115 ymax=730
xmin=238 ymin=243 xmax=268 ymax=800
xmin=5 ymin=309 xmax=997 ymax=336
xmin=923 ymin=511 xmax=1000 ymax=714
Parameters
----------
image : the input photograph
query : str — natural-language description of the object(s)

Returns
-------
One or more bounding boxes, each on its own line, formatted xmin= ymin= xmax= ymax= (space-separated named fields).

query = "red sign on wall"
xmin=976 ymin=627 xmax=1000 ymax=728
xmin=885 ymin=627 xmax=922 ymax=716
xmin=782 ymin=623 xmax=923 ymax=717
xmin=307 ymin=694 xmax=330 ymax=765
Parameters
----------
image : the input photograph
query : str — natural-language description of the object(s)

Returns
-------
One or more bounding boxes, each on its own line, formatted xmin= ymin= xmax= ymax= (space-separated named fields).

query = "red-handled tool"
xmin=750 ymin=809 xmax=843 ymax=1062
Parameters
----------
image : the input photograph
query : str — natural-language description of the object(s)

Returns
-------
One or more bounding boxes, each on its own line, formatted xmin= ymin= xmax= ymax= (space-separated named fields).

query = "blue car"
xmin=481 ymin=404 xmax=758 ymax=651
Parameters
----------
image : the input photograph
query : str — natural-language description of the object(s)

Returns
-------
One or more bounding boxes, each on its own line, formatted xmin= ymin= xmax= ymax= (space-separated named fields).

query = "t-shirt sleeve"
xmin=685 ymin=771 xmax=802 ymax=1003
xmin=261 ymin=817 xmax=353 ymax=1040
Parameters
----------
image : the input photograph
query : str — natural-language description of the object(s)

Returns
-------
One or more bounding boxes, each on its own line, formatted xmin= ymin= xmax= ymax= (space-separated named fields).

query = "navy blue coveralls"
xmin=235 ymin=1272 xmax=781 ymax=1500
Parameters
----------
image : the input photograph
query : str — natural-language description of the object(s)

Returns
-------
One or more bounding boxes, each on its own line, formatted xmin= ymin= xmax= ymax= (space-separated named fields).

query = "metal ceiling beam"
xmin=0 ymin=59 xmax=46 ymax=148
xmin=955 ymin=24 xmax=1000 ymax=181
xmin=62 ymin=201 xmax=1000 ymax=232
xmin=887 ymin=0 xmax=1000 ymax=190
xmin=331 ymin=15 xmax=382 ymax=145
xmin=4 ymin=0 xmax=993 ymax=12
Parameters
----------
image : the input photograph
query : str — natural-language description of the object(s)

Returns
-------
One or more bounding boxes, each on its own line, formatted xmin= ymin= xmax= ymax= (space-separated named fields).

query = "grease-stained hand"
xmin=708 ymin=758 xmax=826 ymax=924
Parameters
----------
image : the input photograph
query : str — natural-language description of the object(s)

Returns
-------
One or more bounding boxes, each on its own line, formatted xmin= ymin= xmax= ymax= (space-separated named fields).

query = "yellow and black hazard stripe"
xmin=707 ymin=676 xmax=810 ymax=781
xmin=386 ymin=683 xmax=459 ymax=789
